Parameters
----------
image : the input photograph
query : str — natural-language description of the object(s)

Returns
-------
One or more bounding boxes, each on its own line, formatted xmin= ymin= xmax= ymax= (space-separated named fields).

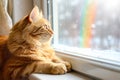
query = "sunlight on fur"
xmin=0 ymin=6 xmax=71 ymax=80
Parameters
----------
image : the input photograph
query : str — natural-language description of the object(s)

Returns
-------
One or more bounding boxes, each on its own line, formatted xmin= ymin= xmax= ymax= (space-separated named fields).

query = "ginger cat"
xmin=0 ymin=6 xmax=71 ymax=80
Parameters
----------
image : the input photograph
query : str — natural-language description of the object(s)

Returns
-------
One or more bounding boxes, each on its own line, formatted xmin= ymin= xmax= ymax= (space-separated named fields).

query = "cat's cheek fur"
xmin=39 ymin=34 xmax=52 ymax=43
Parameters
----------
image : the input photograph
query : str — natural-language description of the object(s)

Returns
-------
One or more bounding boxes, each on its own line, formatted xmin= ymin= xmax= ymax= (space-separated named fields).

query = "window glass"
xmin=55 ymin=0 xmax=120 ymax=51
xmin=50 ymin=0 xmax=120 ymax=63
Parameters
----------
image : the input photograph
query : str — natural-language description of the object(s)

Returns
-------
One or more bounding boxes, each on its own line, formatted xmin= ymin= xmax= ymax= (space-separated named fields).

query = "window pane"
xmin=50 ymin=0 xmax=120 ymax=63
xmin=55 ymin=0 xmax=120 ymax=51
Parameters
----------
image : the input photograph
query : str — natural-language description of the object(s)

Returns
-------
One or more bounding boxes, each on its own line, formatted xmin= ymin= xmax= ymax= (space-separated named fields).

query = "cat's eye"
xmin=43 ymin=25 xmax=50 ymax=29
xmin=32 ymin=27 xmax=41 ymax=33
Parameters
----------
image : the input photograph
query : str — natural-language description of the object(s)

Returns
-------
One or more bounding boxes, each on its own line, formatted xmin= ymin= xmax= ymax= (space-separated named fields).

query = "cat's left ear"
xmin=29 ymin=6 xmax=43 ymax=23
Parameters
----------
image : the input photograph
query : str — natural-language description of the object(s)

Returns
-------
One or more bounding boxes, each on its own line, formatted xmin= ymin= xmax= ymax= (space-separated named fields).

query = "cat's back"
xmin=0 ymin=35 xmax=9 ymax=79
xmin=0 ymin=35 xmax=8 ymax=52
xmin=0 ymin=35 xmax=8 ymax=44
xmin=0 ymin=35 xmax=10 ymax=69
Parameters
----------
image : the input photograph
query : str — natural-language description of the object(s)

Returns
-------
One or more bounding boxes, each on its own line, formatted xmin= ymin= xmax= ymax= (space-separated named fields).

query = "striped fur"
xmin=0 ymin=6 xmax=71 ymax=80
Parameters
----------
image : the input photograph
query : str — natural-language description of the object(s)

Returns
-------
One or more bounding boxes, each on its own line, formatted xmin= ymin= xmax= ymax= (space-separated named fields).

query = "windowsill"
xmin=29 ymin=71 xmax=93 ymax=80
xmin=55 ymin=50 xmax=120 ymax=80
xmin=29 ymin=46 xmax=120 ymax=80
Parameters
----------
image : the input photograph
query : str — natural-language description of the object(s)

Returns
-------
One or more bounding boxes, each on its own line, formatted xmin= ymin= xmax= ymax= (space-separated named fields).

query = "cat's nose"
xmin=44 ymin=25 xmax=53 ymax=34
xmin=44 ymin=25 xmax=49 ymax=29
xmin=48 ymin=29 xmax=54 ymax=34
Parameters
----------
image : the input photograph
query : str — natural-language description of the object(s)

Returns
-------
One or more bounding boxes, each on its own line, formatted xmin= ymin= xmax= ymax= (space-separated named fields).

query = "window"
xmin=54 ymin=0 xmax=120 ymax=51
xmin=46 ymin=0 xmax=120 ymax=68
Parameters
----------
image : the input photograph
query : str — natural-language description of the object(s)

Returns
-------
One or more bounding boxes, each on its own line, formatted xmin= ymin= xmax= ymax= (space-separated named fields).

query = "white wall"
xmin=13 ymin=0 xmax=33 ymax=23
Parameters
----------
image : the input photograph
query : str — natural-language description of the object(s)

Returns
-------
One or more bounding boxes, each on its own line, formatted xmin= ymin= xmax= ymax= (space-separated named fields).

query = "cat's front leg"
xmin=32 ymin=61 xmax=68 ymax=74
xmin=63 ymin=61 xmax=72 ymax=72
xmin=3 ymin=60 xmax=68 ymax=80
xmin=51 ymin=63 xmax=67 ymax=74
xmin=52 ymin=56 xmax=72 ymax=72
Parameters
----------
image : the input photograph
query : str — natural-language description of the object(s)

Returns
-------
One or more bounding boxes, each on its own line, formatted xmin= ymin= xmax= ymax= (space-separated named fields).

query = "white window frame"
xmin=43 ymin=0 xmax=120 ymax=80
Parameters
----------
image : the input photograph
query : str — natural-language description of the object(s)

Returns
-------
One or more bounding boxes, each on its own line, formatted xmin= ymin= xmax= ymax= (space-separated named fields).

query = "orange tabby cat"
xmin=0 ymin=6 xmax=71 ymax=80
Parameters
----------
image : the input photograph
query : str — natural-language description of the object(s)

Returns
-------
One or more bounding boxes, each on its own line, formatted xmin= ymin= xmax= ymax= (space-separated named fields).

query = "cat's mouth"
xmin=47 ymin=29 xmax=54 ymax=35
xmin=43 ymin=25 xmax=54 ymax=35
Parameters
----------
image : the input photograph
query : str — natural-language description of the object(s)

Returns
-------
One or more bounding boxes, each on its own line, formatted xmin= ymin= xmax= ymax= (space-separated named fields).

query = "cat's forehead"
xmin=33 ymin=18 xmax=50 ymax=26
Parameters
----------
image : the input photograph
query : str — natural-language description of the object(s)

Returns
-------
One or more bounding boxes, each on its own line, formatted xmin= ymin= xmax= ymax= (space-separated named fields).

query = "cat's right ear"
xmin=29 ymin=6 xmax=42 ymax=23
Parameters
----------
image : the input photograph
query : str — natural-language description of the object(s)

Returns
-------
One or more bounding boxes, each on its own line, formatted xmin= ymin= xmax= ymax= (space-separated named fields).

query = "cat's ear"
xmin=39 ymin=10 xmax=43 ymax=18
xmin=29 ymin=6 xmax=43 ymax=23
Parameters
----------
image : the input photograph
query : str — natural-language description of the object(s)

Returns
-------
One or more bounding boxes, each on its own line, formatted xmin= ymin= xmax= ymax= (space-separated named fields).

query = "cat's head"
xmin=9 ymin=6 xmax=53 ymax=44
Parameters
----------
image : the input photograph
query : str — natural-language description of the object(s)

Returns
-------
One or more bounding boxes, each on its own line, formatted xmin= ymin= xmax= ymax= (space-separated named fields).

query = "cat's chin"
xmin=39 ymin=35 xmax=52 ymax=43
xmin=39 ymin=39 xmax=51 ymax=43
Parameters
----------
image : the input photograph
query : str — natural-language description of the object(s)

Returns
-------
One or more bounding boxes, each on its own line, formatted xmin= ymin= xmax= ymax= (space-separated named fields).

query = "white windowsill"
xmin=29 ymin=71 xmax=92 ymax=80
xmin=55 ymin=50 xmax=120 ymax=80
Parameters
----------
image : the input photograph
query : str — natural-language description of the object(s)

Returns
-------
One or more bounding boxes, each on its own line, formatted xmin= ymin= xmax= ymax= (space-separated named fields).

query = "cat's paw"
xmin=64 ymin=61 xmax=72 ymax=72
xmin=51 ymin=63 xmax=67 ymax=74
